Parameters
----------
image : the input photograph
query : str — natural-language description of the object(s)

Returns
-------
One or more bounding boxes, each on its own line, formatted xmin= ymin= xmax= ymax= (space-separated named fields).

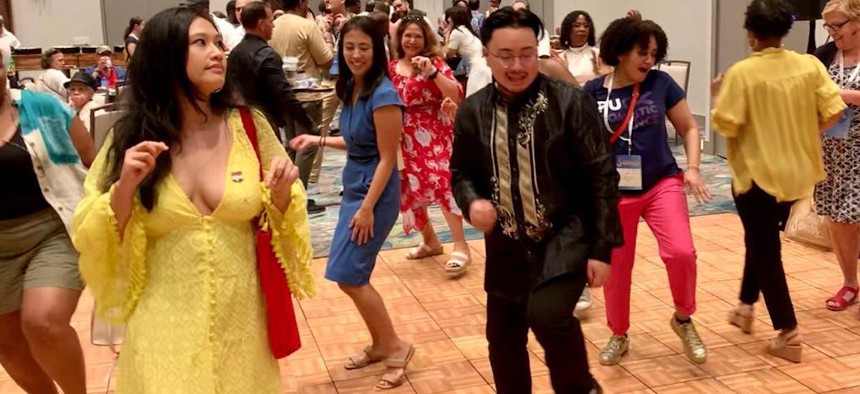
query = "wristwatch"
xmin=428 ymin=68 xmax=439 ymax=80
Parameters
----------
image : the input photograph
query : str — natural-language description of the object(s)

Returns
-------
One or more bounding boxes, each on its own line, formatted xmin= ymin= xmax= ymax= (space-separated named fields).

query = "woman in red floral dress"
xmin=390 ymin=15 xmax=470 ymax=274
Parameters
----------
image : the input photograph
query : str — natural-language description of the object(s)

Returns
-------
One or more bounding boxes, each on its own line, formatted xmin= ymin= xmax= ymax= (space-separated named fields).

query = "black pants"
xmin=486 ymin=273 xmax=594 ymax=394
xmin=733 ymin=183 xmax=797 ymax=331
xmin=283 ymin=99 xmax=322 ymax=189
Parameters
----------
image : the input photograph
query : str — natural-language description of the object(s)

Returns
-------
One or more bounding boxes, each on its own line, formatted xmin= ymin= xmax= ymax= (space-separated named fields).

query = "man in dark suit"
xmin=227 ymin=0 xmax=325 ymax=214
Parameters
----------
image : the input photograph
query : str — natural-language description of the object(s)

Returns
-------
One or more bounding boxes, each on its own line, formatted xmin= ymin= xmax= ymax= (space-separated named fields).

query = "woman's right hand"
xmin=289 ymin=134 xmax=320 ymax=152
xmin=116 ymin=141 xmax=169 ymax=193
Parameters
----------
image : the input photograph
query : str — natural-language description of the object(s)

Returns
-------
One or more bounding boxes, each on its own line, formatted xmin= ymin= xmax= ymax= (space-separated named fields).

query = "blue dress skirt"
xmin=325 ymin=78 xmax=403 ymax=286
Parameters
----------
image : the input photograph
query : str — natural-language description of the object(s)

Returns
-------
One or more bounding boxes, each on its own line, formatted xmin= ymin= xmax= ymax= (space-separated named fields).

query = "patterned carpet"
xmin=307 ymin=144 xmax=735 ymax=258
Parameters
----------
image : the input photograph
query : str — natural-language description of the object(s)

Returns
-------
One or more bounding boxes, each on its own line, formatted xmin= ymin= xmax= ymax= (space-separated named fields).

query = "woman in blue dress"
xmin=289 ymin=16 xmax=414 ymax=391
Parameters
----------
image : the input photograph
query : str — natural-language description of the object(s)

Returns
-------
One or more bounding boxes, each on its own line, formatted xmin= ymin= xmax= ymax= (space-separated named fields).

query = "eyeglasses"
xmin=824 ymin=20 xmax=851 ymax=32
xmin=488 ymin=51 xmax=537 ymax=68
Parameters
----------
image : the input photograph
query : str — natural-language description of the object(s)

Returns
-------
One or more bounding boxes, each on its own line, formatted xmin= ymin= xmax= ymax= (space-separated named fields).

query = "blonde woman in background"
xmin=390 ymin=15 xmax=471 ymax=275
xmin=814 ymin=0 xmax=860 ymax=315
xmin=712 ymin=0 xmax=845 ymax=363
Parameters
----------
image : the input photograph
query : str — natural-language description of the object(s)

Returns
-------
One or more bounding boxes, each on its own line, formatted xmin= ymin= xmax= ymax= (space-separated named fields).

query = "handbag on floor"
xmin=91 ymin=305 xmax=123 ymax=394
xmin=91 ymin=307 xmax=126 ymax=348
xmin=239 ymin=107 xmax=303 ymax=359
xmin=784 ymin=197 xmax=831 ymax=250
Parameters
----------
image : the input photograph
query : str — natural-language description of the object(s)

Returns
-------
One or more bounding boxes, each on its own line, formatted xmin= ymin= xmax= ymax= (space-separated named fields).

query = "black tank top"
xmin=0 ymin=128 xmax=51 ymax=220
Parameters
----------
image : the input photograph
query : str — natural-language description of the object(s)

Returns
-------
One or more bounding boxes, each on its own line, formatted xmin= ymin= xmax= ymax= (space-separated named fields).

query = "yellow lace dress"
xmin=72 ymin=109 xmax=314 ymax=393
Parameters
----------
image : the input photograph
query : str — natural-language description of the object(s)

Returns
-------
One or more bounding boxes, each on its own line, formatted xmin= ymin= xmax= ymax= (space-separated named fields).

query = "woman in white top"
xmin=34 ymin=48 xmax=70 ymax=102
xmin=443 ymin=6 xmax=491 ymax=97
xmin=558 ymin=11 xmax=610 ymax=86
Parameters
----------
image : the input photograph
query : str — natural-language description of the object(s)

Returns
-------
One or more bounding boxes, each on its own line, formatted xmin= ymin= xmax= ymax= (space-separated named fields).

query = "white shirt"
xmin=228 ymin=25 xmax=246 ymax=50
xmin=538 ymin=28 xmax=551 ymax=58
xmin=448 ymin=26 xmax=483 ymax=68
xmin=34 ymin=69 xmax=69 ymax=102
xmin=447 ymin=26 xmax=493 ymax=97
xmin=76 ymin=100 xmax=99 ymax=133
xmin=560 ymin=45 xmax=603 ymax=86
xmin=211 ymin=14 xmax=239 ymax=50
xmin=0 ymin=28 xmax=20 ymax=69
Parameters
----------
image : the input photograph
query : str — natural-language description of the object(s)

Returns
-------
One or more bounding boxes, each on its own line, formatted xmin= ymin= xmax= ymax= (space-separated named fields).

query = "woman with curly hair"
xmin=583 ymin=15 xmax=711 ymax=367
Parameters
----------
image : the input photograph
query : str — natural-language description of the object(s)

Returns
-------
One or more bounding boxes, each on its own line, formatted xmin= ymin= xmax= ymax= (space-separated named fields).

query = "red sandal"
xmin=826 ymin=286 xmax=859 ymax=311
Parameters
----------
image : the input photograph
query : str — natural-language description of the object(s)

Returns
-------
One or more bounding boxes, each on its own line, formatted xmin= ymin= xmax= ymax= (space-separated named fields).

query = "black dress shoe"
xmin=307 ymin=200 xmax=326 ymax=215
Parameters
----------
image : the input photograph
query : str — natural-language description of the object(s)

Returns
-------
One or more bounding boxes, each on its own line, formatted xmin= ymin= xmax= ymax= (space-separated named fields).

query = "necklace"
xmin=0 ymin=137 xmax=29 ymax=154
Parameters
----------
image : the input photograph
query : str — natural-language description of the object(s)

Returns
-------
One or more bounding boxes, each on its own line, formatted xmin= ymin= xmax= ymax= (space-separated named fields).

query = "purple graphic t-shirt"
xmin=584 ymin=70 xmax=684 ymax=193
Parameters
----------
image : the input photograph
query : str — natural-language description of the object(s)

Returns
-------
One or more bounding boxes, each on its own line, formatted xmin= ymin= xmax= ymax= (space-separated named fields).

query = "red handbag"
xmin=239 ymin=107 xmax=302 ymax=359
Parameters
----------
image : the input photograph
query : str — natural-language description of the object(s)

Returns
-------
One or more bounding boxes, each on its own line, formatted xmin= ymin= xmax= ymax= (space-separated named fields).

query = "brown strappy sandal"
xmin=728 ymin=304 xmax=755 ymax=334
xmin=767 ymin=329 xmax=802 ymax=363
xmin=344 ymin=346 xmax=385 ymax=370
xmin=406 ymin=242 xmax=444 ymax=260
xmin=376 ymin=345 xmax=415 ymax=390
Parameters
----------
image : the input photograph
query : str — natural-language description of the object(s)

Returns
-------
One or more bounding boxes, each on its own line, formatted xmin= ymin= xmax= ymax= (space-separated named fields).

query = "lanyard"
xmin=602 ymin=72 xmax=640 ymax=155
xmin=839 ymin=50 xmax=860 ymax=89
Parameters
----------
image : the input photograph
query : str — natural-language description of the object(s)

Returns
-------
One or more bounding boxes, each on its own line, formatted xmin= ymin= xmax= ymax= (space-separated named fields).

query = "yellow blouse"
xmin=72 ymin=108 xmax=314 ymax=393
xmin=712 ymin=48 xmax=845 ymax=201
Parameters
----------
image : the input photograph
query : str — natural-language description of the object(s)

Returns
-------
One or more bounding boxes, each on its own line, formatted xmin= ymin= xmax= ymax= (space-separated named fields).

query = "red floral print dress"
xmin=389 ymin=58 xmax=464 ymax=233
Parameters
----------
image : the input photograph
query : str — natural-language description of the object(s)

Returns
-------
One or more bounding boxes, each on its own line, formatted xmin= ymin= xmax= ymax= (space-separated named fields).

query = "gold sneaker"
xmin=599 ymin=335 xmax=629 ymax=366
xmin=671 ymin=317 xmax=707 ymax=364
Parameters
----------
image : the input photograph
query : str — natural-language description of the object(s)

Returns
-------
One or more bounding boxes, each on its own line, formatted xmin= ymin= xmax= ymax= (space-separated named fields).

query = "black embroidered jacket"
xmin=451 ymin=74 xmax=624 ymax=301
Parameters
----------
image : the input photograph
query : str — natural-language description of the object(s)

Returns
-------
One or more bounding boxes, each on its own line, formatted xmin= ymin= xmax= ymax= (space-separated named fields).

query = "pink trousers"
xmin=604 ymin=174 xmax=698 ymax=336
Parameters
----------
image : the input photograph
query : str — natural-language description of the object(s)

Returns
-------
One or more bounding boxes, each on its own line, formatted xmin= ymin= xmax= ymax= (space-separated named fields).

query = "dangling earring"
xmin=749 ymin=38 xmax=759 ymax=51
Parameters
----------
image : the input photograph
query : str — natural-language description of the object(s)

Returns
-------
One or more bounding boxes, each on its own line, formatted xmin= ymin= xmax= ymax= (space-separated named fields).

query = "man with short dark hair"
xmin=347 ymin=0 xmax=362 ymax=15
xmin=226 ymin=0 xmax=240 ymax=27
xmin=450 ymin=7 xmax=621 ymax=394
xmin=273 ymin=0 xmax=336 ymax=194
xmin=228 ymin=1 xmax=324 ymax=214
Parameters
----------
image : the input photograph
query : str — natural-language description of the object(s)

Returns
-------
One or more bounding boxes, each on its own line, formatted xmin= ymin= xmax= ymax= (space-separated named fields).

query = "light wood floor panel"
xmin=2 ymin=213 xmax=860 ymax=393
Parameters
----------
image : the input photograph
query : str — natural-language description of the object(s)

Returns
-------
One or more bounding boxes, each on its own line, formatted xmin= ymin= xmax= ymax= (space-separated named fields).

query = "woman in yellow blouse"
xmin=72 ymin=8 xmax=314 ymax=392
xmin=712 ymin=0 xmax=845 ymax=363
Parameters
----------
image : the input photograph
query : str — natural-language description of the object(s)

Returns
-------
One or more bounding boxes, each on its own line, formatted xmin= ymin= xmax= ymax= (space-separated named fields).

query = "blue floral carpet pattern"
xmin=307 ymin=144 xmax=734 ymax=258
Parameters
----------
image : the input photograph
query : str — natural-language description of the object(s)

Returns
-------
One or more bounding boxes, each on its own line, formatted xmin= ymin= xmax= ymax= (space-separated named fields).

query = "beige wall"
xmin=11 ymin=0 xmax=104 ymax=48
xmin=554 ymin=0 xmax=713 ymax=120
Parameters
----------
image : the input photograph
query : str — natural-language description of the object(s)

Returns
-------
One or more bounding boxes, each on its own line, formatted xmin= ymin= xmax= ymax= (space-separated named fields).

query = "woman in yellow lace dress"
xmin=71 ymin=8 xmax=314 ymax=393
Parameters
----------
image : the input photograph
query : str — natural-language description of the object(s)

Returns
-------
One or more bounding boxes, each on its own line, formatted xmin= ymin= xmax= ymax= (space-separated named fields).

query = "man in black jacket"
xmin=450 ymin=8 xmax=622 ymax=394
xmin=228 ymin=1 xmax=325 ymax=214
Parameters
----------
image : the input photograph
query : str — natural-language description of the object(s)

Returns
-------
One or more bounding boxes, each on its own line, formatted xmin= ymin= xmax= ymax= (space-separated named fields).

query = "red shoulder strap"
xmin=609 ymin=83 xmax=640 ymax=145
xmin=238 ymin=107 xmax=263 ymax=179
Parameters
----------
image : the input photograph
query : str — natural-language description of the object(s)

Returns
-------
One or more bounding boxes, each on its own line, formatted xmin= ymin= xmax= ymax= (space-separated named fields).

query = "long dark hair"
xmin=445 ymin=6 xmax=476 ymax=37
xmin=102 ymin=7 xmax=236 ymax=210
xmin=125 ymin=17 xmax=143 ymax=38
xmin=336 ymin=16 xmax=389 ymax=104
xmin=560 ymin=10 xmax=595 ymax=48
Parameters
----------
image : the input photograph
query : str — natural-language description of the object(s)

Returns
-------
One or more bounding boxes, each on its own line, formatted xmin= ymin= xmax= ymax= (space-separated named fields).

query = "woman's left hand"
xmin=349 ymin=207 xmax=375 ymax=245
xmin=684 ymin=168 xmax=712 ymax=203
xmin=267 ymin=157 xmax=300 ymax=207
xmin=411 ymin=56 xmax=436 ymax=77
